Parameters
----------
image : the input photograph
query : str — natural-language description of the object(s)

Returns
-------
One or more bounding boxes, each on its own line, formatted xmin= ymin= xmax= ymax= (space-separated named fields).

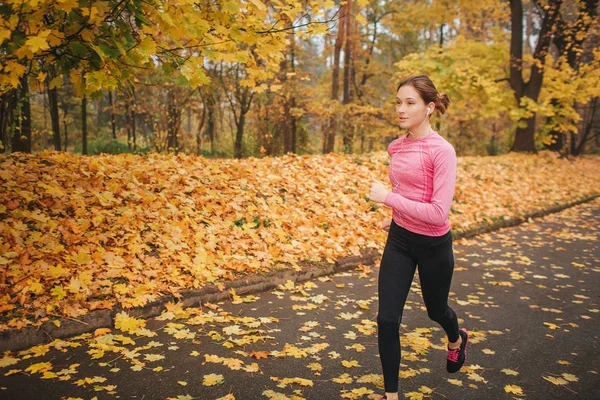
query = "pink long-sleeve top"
xmin=383 ymin=131 xmax=457 ymax=237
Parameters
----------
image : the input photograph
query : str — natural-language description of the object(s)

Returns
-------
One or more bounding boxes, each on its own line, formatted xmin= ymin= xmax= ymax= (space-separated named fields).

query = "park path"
xmin=1 ymin=199 xmax=599 ymax=400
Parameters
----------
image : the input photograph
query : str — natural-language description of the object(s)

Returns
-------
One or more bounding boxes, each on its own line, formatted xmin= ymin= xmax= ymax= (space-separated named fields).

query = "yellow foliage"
xmin=0 ymin=151 xmax=598 ymax=330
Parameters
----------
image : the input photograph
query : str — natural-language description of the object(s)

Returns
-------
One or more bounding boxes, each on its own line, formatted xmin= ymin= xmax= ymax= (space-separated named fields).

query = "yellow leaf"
xmin=203 ymin=373 xmax=224 ymax=386
xmin=543 ymin=376 xmax=568 ymax=385
xmin=447 ymin=378 xmax=463 ymax=386
xmin=0 ymin=28 xmax=11 ymax=45
xmin=114 ymin=312 xmax=146 ymax=334
xmin=248 ymin=0 xmax=266 ymax=10
xmin=544 ymin=322 xmax=560 ymax=330
xmin=4 ymin=369 xmax=22 ymax=376
xmin=331 ymin=373 xmax=353 ymax=384
xmin=71 ymin=250 xmax=92 ymax=265
xmin=501 ymin=369 xmax=519 ymax=376
xmin=562 ymin=373 xmax=578 ymax=382
xmin=56 ymin=0 xmax=78 ymax=12
xmin=49 ymin=76 xmax=63 ymax=90
xmin=94 ymin=328 xmax=111 ymax=337
xmin=419 ymin=386 xmax=433 ymax=394
xmin=80 ymin=29 xmax=95 ymax=42
xmin=341 ymin=359 xmax=359 ymax=368
xmin=504 ymin=384 xmax=523 ymax=395
xmin=25 ymin=362 xmax=53 ymax=375
xmin=26 ymin=35 xmax=49 ymax=53
xmin=48 ymin=264 xmax=70 ymax=278
xmin=177 ymin=381 xmax=187 ymax=386
xmin=356 ymin=13 xmax=367 ymax=25
xmin=481 ymin=348 xmax=495 ymax=355
xmin=51 ymin=285 xmax=67 ymax=300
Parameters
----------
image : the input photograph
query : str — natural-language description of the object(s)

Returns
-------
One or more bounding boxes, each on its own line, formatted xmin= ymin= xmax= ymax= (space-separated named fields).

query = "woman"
xmin=369 ymin=75 xmax=468 ymax=400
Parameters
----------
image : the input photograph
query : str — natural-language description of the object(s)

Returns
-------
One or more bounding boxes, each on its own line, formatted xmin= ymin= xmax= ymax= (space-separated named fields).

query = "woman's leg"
xmin=415 ymin=234 xmax=460 ymax=343
xmin=416 ymin=234 xmax=469 ymax=373
xmin=377 ymin=229 xmax=417 ymax=396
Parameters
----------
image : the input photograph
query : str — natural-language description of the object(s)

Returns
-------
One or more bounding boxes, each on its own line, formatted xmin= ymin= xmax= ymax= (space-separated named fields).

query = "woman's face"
xmin=395 ymin=85 xmax=432 ymax=131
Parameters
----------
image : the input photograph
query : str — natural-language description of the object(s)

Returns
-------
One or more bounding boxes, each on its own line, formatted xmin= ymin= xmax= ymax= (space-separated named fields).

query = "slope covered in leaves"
xmin=0 ymin=150 xmax=598 ymax=330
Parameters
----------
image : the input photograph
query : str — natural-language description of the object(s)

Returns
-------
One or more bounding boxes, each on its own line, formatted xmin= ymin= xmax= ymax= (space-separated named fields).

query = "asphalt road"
xmin=1 ymin=199 xmax=599 ymax=400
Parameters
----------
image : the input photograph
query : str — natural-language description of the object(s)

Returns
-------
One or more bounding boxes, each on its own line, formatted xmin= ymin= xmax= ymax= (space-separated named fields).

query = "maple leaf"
xmin=341 ymin=359 xmax=360 ymax=368
xmin=341 ymin=387 xmax=373 ymax=399
xmin=543 ymin=375 xmax=569 ymax=385
xmin=404 ymin=392 xmax=424 ymax=400
xmin=562 ymin=373 xmax=578 ymax=382
xmin=543 ymin=322 xmax=560 ymax=330
xmin=50 ymin=285 xmax=67 ymax=300
xmin=332 ymin=373 xmax=353 ymax=384
xmin=114 ymin=312 xmax=146 ymax=334
xmin=94 ymin=328 xmax=111 ymax=337
xmin=4 ymin=369 xmax=22 ymax=376
xmin=243 ymin=363 xmax=260 ymax=373
xmin=501 ymin=368 xmax=519 ymax=376
xmin=144 ymin=354 xmax=165 ymax=362
xmin=25 ymin=35 xmax=50 ymax=53
xmin=504 ymin=385 xmax=523 ymax=395
xmin=25 ymin=362 xmax=52 ymax=374
xmin=250 ymin=350 xmax=269 ymax=359
xmin=0 ymin=356 xmax=20 ymax=368
xmin=203 ymin=373 xmax=224 ymax=386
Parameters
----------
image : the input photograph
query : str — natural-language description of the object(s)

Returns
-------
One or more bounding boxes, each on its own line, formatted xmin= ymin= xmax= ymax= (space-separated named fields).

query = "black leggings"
xmin=377 ymin=220 xmax=460 ymax=393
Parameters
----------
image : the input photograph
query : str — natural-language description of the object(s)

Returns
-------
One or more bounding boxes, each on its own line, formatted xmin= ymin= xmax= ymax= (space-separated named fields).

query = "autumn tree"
xmin=509 ymin=0 xmax=563 ymax=152
xmin=545 ymin=0 xmax=599 ymax=154
xmin=1 ymin=0 xmax=335 ymax=153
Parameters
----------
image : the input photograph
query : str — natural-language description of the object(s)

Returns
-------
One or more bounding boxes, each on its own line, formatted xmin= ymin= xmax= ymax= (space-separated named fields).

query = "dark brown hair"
xmin=397 ymin=75 xmax=450 ymax=115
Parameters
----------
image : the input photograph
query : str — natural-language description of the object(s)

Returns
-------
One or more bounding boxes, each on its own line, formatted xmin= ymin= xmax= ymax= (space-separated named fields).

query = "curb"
xmin=1 ymin=194 xmax=598 ymax=352
xmin=452 ymin=194 xmax=599 ymax=239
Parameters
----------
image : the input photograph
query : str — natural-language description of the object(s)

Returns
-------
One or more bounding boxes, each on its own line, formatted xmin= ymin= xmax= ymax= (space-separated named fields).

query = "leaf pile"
xmin=0 ymin=150 xmax=598 ymax=330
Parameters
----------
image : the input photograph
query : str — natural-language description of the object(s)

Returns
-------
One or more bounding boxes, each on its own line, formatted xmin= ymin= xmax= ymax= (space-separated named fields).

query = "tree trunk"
xmin=167 ymin=89 xmax=179 ymax=152
xmin=546 ymin=0 xmax=597 ymax=154
xmin=573 ymin=97 xmax=598 ymax=156
xmin=325 ymin=3 xmax=346 ymax=154
xmin=342 ymin=0 xmax=354 ymax=105
xmin=1 ymin=89 xmax=18 ymax=153
xmin=125 ymin=94 xmax=131 ymax=150
xmin=235 ymin=113 xmax=245 ymax=159
xmin=512 ymin=116 xmax=536 ymax=152
xmin=82 ymin=94 xmax=88 ymax=155
xmin=47 ymin=75 xmax=61 ymax=151
xmin=109 ymin=90 xmax=116 ymax=139
xmin=342 ymin=0 xmax=356 ymax=153
xmin=196 ymin=105 xmax=206 ymax=156
xmin=12 ymin=75 xmax=32 ymax=153
xmin=510 ymin=0 xmax=562 ymax=152
xmin=200 ymin=90 xmax=217 ymax=156
xmin=61 ymin=74 xmax=70 ymax=151
xmin=131 ymin=87 xmax=137 ymax=151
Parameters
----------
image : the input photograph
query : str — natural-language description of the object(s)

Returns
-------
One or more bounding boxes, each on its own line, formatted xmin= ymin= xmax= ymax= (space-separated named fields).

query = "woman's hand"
xmin=369 ymin=178 xmax=390 ymax=203
xmin=382 ymin=218 xmax=391 ymax=232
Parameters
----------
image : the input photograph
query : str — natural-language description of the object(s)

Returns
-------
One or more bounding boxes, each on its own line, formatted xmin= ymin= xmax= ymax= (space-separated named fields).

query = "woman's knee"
xmin=426 ymin=306 xmax=453 ymax=323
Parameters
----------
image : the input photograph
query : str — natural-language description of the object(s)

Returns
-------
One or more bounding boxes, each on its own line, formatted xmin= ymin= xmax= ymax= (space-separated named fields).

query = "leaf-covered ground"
xmin=0 ymin=198 xmax=598 ymax=399
xmin=0 ymin=150 xmax=599 ymax=330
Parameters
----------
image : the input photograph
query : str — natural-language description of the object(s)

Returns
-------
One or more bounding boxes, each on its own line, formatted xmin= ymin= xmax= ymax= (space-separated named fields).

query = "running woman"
xmin=369 ymin=75 xmax=468 ymax=400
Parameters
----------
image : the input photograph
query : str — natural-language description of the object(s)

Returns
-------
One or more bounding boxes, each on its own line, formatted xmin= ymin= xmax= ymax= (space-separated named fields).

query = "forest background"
xmin=1 ymin=0 xmax=599 ymax=159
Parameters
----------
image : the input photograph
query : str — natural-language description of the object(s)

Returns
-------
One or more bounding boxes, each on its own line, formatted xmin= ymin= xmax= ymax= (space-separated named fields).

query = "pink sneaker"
xmin=447 ymin=328 xmax=468 ymax=373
